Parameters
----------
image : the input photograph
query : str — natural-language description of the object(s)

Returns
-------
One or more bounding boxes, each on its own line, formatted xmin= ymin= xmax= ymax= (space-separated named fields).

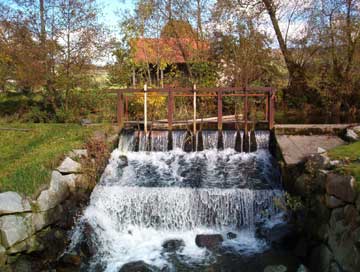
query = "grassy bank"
xmin=328 ymin=141 xmax=360 ymax=184
xmin=0 ymin=123 xmax=113 ymax=196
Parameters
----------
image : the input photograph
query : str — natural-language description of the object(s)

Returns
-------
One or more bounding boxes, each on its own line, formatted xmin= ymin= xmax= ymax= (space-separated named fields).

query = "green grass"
xmin=0 ymin=123 xmax=112 ymax=196
xmin=328 ymin=141 xmax=360 ymax=184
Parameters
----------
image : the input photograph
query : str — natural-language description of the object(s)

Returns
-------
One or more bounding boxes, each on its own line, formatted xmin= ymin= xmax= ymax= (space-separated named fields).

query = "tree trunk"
xmin=262 ymin=0 xmax=311 ymax=105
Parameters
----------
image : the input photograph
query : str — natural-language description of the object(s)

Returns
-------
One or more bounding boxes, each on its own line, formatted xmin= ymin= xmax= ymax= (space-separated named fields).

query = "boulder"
xmin=329 ymin=261 xmax=342 ymax=272
xmin=63 ymin=174 xmax=80 ymax=193
xmin=264 ymin=265 xmax=287 ymax=272
xmin=0 ymin=192 xmax=31 ymax=215
xmin=326 ymin=173 xmax=356 ymax=203
xmin=80 ymin=118 xmax=92 ymax=126
xmin=162 ymin=239 xmax=184 ymax=251
xmin=118 ymin=155 xmax=128 ymax=167
xmin=0 ymin=245 xmax=6 ymax=266
xmin=356 ymin=195 xmax=360 ymax=212
xmin=329 ymin=160 xmax=341 ymax=167
xmin=328 ymin=208 xmax=360 ymax=272
xmin=297 ymin=264 xmax=309 ymax=272
xmin=195 ymin=234 xmax=223 ymax=249
xmin=325 ymin=195 xmax=345 ymax=209
xmin=310 ymin=244 xmax=333 ymax=272
xmin=353 ymin=126 xmax=360 ymax=133
xmin=31 ymin=205 xmax=63 ymax=232
xmin=36 ymin=171 xmax=70 ymax=211
xmin=345 ymin=128 xmax=359 ymax=142
xmin=119 ymin=261 xmax=154 ymax=272
xmin=344 ymin=205 xmax=359 ymax=230
xmin=305 ymin=154 xmax=330 ymax=173
xmin=257 ymin=222 xmax=294 ymax=246
xmin=6 ymin=235 xmax=43 ymax=254
xmin=68 ymin=149 xmax=88 ymax=159
xmin=0 ymin=215 xmax=31 ymax=248
xmin=226 ymin=232 xmax=237 ymax=239
xmin=56 ymin=157 xmax=82 ymax=174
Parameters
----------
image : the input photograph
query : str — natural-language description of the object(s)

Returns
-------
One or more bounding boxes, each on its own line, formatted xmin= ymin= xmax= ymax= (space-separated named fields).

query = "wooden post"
xmin=125 ymin=95 xmax=129 ymax=121
xmin=168 ymin=90 xmax=174 ymax=131
xmin=217 ymin=90 xmax=223 ymax=131
xmin=269 ymin=89 xmax=275 ymax=130
xmin=117 ymin=91 xmax=124 ymax=127
xmin=144 ymin=84 xmax=148 ymax=134
xmin=193 ymin=84 xmax=197 ymax=137
xmin=132 ymin=67 xmax=136 ymax=88
xmin=265 ymin=95 xmax=269 ymax=121
xmin=244 ymin=86 xmax=248 ymax=135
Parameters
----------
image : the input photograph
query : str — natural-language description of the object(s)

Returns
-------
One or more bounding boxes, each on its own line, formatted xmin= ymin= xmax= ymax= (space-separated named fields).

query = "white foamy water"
xmin=68 ymin=130 xmax=284 ymax=271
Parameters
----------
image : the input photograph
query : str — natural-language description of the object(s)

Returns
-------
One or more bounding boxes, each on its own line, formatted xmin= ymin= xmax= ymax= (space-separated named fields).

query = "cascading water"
xmin=66 ymin=130 xmax=293 ymax=272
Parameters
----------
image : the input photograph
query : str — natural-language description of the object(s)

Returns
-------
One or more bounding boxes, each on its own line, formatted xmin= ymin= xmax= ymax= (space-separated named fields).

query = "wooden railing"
xmin=109 ymin=85 xmax=276 ymax=133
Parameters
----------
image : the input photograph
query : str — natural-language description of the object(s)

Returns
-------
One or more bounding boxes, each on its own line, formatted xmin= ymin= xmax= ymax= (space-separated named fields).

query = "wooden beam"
xmin=117 ymin=91 xmax=124 ymax=127
xmin=168 ymin=90 xmax=174 ymax=131
xmin=193 ymin=84 xmax=197 ymax=137
xmin=269 ymin=89 xmax=275 ymax=130
xmin=144 ymin=84 xmax=148 ymax=134
xmin=108 ymin=86 xmax=273 ymax=94
xmin=132 ymin=68 xmax=136 ymax=88
xmin=218 ymin=89 xmax=223 ymax=131
xmin=125 ymin=95 xmax=129 ymax=121
xmin=265 ymin=95 xmax=269 ymax=121
xmin=244 ymin=87 xmax=248 ymax=135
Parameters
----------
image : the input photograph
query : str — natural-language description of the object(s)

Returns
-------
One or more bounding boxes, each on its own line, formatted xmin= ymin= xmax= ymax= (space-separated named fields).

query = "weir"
xmin=120 ymin=129 xmax=270 ymax=152
xmin=111 ymin=86 xmax=276 ymax=133
xmin=67 ymin=129 xmax=289 ymax=271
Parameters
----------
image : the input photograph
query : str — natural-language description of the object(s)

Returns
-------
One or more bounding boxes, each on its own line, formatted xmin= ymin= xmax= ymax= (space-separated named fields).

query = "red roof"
xmin=131 ymin=38 xmax=209 ymax=64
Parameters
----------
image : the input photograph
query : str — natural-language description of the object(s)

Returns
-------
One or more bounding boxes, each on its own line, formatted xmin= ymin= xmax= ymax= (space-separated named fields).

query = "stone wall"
xmin=288 ymin=152 xmax=360 ymax=272
xmin=0 ymin=131 xmax=119 ymax=271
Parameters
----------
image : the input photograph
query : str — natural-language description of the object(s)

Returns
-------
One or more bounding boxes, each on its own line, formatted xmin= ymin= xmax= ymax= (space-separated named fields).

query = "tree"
xmin=56 ymin=0 xmax=105 ymax=111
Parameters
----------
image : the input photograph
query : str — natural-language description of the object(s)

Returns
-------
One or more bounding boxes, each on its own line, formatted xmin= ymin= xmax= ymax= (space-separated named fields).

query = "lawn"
xmin=328 ymin=141 xmax=360 ymax=185
xmin=0 ymin=123 xmax=112 ymax=196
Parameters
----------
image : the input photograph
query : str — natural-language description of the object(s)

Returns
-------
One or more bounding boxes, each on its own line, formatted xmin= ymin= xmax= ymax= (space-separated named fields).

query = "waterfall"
xmin=86 ymin=186 xmax=281 ymax=231
xmin=118 ymin=131 xmax=135 ymax=152
xmin=223 ymin=130 xmax=237 ymax=149
xmin=201 ymin=131 xmax=218 ymax=150
xmin=150 ymin=131 xmax=168 ymax=152
xmin=68 ymin=130 xmax=284 ymax=271
xmin=138 ymin=131 xmax=148 ymax=151
xmin=126 ymin=130 xmax=270 ymax=152
xmin=172 ymin=130 xmax=187 ymax=150
xmin=255 ymin=130 xmax=270 ymax=150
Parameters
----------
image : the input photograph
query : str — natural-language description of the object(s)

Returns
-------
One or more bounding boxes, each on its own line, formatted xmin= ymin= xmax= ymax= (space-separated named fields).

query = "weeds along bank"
xmin=0 ymin=129 xmax=119 ymax=271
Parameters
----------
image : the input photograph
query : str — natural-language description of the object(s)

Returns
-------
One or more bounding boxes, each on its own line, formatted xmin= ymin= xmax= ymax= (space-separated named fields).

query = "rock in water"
xmin=226 ymin=232 xmax=237 ymax=239
xmin=119 ymin=261 xmax=154 ymax=272
xmin=118 ymin=155 xmax=128 ymax=167
xmin=256 ymin=222 xmax=294 ymax=246
xmin=162 ymin=239 xmax=184 ymax=251
xmin=195 ymin=234 xmax=223 ymax=249
xmin=264 ymin=265 xmax=287 ymax=272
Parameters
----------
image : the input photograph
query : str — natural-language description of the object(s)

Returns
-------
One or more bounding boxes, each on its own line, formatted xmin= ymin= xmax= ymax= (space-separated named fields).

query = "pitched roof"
xmin=131 ymin=37 xmax=209 ymax=64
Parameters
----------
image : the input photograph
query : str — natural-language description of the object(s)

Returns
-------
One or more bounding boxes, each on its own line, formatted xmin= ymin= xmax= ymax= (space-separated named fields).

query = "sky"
xmin=98 ymin=0 xmax=135 ymax=31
